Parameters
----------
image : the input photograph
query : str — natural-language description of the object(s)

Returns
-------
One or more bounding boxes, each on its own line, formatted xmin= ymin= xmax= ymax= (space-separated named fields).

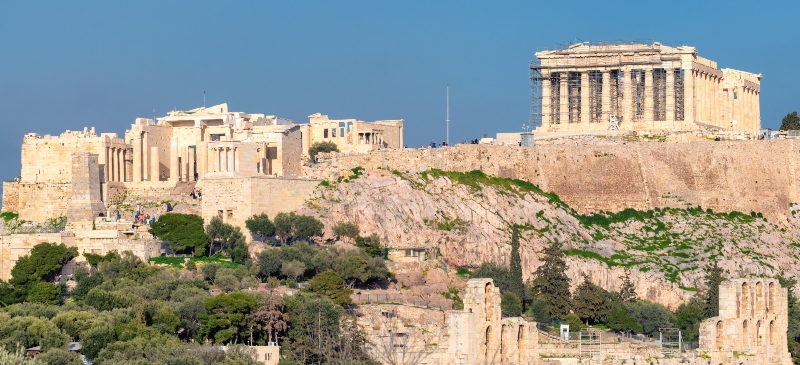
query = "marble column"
xmin=225 ymin=148 xmax=231 ymax=172
xmin=111 ymin=148 xmax=117 ymax=182
xmin=114 ymin=148 xmax=125 ymax=181
xmin=601 ymin=71 xmax=611 ymax=124
xmin=142 ymin=133 xmax=150 ymax=181
xmin=104 ymin=147 xmax=110 ymax=182
xmin=580 ymin=72 xmax=590 ymax=124
xmin=541 ymin=72 xmax=551 ymax=126
xmin=559 ymin=72 xmax=568 ymax=125
xmin=682 ymin=69 xmax=694 ymax=124
xmin=132 ymin=133 xmax=141 ymax=182
xmin=622 ymin=67 xmax=632 ymax=127
xmin=666 ymin=69 xmax=675 ymax=126
xmin=170 ymin=138 xmax=179 ymax=182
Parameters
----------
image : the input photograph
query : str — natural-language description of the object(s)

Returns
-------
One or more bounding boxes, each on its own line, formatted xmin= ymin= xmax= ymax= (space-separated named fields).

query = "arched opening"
xmin=484 ymin=326 xmax=492 ymax=361
xmin=742 ymin=282 xmax=750 ymax=317
xmin=769 ymin=282 xmax=776 ymax=313
xmin=518 ymin=325 xmax=526 ymax=362
xmin=770 ymin=320 xmax=775 ymax=345
xmin=500 ymin=325 xmax=508 ymax=363
xmin=743 ymin=320 xmax=749 ymax=349
xmin=716 ymin=321 xmax=724 ymax=348
xmin=485 ymin=283 xmax=494 ymax=322
xmin=756 ymin=282 xmax=764 ymax=314
xmin=756 ymin=320 xmax=762 ymax=346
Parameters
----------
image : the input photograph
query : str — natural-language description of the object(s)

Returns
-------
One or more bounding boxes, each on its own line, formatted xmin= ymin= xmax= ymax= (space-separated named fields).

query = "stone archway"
xmin=743 ymin=319 xmax=750 ymax=349
xmin=756 ymin=281 xmax=764 ymax=314
xmin=742 ymin=282 xmax=750 ymax=317
xmin=518 ymin=325 xmax=526 ymax=362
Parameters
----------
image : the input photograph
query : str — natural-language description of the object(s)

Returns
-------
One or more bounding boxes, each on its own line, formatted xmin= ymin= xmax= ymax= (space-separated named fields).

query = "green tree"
xmin=619 ymin=268 xmax=638 ymax=305
xmin=473 ymin=262 xmax=514 ymax=290
xmin=674 ymin=300 xmax=704 ymax=341
xmin=280 ymin=261 xmax=306 ymax=282
xmin=308 ymin=141 xmax=339 ymax=158
xmin=256 ymin=250 xmax=282 ymax=279
xmin=222 ymin=345 xmax=261 ymax=365
xmin=245 ymin=213 xmax=275 ymax=242
xmin=332 ymin=222 xmax=360 ymax=243
xmin=199 ymin=292 xmax=258 ymax=345
xmin=702 ymin=260 xmax=725 ymax=318
xmin=149 ymin=213 xmax=209 ymax=256
xmin=501 ymin=292 xmax=523 ymax=317
xmin=206 ymin=216 xmax=247 ymax=257
xmin=563 ymin=313 xmax=583 ymax=332
xmin=25 ymin=281 xmax=60 ymax=305
xmin=10 ymin=242 xmax=77 ymax=290
xmin=532 ymin=241 xmax=572 ymax=319
xmin=0 ymin=348 xmax=35 ymax=365
xmin=606 ymin=306 xmax=643 ymax=333
xmin=274 ymin=213 xmax=296 ymax=243
xmin=283 ymin=294 xmax=343 ymax=364
xmin=508 ymin=225 xmax=526 ymax=307
xmin=81 ymin=322 xmax=116 ymax=360
xmin=628 ymin=300 xmax=675 ymax=336
xmin=230 ymin=241 xmax=250 ymax=265
xmin=572 ymin=275 xmax=611 ymax=325
xmin=355 ymin=233 xmax=383 ymax=257
xmin=34 ymin=348 xmax=83 ymax=365
xmin=293 ymin=215 xmax=323 ymax=240
xmin=778 ymin=275 xmax=800 ymax=363
xmin=303 ymin=271 xmax=353 ymax=307
xmin=781 ymin=111 xmax=800 ymax=131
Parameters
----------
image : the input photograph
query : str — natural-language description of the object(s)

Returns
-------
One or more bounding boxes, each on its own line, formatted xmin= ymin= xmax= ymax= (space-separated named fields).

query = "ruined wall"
xmin=310 ymin=140 xmax=799 ymax=221
xmin=699 ymin=279 xmax=792 ymax=365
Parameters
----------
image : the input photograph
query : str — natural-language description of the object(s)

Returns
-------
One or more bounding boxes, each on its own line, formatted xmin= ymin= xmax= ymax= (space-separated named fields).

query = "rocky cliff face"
xmin=299 ymin=168 xmax=800 ymax=310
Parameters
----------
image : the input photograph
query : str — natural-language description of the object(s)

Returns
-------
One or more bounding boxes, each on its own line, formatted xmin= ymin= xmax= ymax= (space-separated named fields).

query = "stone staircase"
xmin=171 ymin=181 xmax=196 ymax=196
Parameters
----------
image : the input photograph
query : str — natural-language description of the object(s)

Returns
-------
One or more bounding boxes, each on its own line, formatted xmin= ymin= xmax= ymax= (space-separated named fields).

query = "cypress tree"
xmin=509 ymin=225 xmax=526 ymax=307
xmin=532 ymin=240 xmax=572 ymax=319
xmin=619 ymin=267 xmax=638 ymax=304
xmin=702 ymin=260 xmax=724 ymax=318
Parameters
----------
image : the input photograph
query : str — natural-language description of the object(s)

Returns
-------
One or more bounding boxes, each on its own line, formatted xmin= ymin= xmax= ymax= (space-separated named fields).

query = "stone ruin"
xmin=368 ymin=278 xmax=792 ymax=365
xmin=698 ymin=278 xmax=792 ymax=365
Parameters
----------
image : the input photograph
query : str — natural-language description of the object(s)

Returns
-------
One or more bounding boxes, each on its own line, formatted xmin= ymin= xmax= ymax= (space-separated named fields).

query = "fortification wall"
xmin=1 ymin=182 xmax=18 ymax=213
xmin=16 ymin=182 xmax=72 ymax=222
xmin=200 ymin=176 xmax=320 ymax=240
xmin=309 ymin=140 xmax=799 ymax=221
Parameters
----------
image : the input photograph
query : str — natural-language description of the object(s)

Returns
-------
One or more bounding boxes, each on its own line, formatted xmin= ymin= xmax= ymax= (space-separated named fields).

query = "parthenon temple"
xmin=530 ymin=42 xmax=762 ymax=134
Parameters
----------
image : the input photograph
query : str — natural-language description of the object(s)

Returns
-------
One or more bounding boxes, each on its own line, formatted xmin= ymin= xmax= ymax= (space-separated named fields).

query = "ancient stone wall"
xmin=0 ymin=233 xmax=64 ymax=281
xmin=310 ymin=140 xmax=799 ymax=222
xmin=0 ymin=230 xmax=161 ymax=281
xmin=699 ymin=278 xmax=792 ymax=365
xmin=1 ymin=182 xmax=18 ymax=213
xmin=420 ymin=279 xmax=540 ymax=365
xmin=200 ymin=176 xmax=320 ymax=241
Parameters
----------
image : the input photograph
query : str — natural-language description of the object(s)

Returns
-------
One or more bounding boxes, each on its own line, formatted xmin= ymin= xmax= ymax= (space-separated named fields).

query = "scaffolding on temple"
xmin=530 ymin=40 xmax=690 ymax=130
xmin=529 ymin=60 xmax=543 ymax=129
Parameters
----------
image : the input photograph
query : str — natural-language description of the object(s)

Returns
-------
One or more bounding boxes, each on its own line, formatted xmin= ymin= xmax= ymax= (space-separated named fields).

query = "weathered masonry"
xmin=530 ymin=42 xmax=762 ymax=134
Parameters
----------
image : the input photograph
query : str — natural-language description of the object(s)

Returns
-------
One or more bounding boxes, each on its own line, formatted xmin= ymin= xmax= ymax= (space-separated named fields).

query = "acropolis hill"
xmin=0 ymin=41 xmax=786 ymax=309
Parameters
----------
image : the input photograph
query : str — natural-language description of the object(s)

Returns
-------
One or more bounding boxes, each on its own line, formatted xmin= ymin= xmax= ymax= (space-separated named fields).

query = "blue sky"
xmin=0 ymin=1 xmax=797 ymax=181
